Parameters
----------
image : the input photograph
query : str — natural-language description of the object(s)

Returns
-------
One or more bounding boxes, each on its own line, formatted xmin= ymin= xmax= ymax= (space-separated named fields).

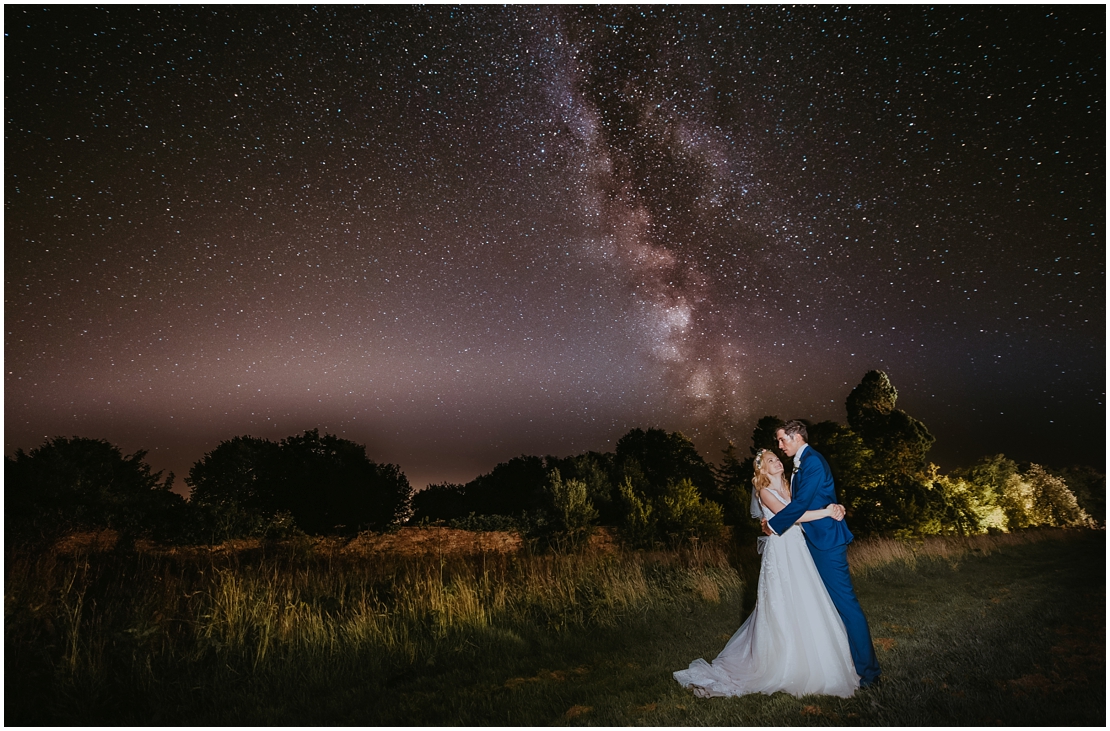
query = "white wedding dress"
xmin=674 ymin=488 xmax=859 ymax=698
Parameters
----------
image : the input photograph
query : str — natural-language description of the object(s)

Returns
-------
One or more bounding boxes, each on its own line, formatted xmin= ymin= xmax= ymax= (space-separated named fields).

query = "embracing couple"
xmin=674 ymin=420 xmax=881 ymax=698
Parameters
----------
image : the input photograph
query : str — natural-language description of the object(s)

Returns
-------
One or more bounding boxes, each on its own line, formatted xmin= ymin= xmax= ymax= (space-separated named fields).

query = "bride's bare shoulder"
xmin=759 ymin=487 xmax=787 ymax=511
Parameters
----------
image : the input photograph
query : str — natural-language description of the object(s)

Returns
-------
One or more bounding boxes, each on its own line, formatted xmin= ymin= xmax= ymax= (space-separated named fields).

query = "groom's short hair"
xmin=782 ymin=420 xmax=808 ymax=442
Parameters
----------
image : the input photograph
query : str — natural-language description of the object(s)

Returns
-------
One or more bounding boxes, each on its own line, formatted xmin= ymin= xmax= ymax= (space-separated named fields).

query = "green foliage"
xmin=1052 ymin=465 xmax=1105 ymax=526
xmin=617 ymin=477 xmax=723 ymax=547
xmin=1000 ymin=464 xmax=1093 ymax=530
xmin=615 ymin=428 xmax=716 ymax=501
xmin=563 ymin=452 xmax=618 ymax=523
xmin=657 ymin=479 xmax=724 ymax=543
xmin=920 ymin=457 xmax=1094 ymax=535
xmin=929 ymin=470 xmax=1006 ymax=534
xmin=951 ymin=454 xmax=1017 ymax=513
xmin=540 ymin=452 xmax=617 ymax=524
xmin=846 ymin=370 xmax=935 ymax=476
xmin=544 ymin=469 xmax=599 ymax=546
xmin=616 ymin=478 xmax=656 ymax=548
xmin=5 ymin=436 xmax=182 ymax=546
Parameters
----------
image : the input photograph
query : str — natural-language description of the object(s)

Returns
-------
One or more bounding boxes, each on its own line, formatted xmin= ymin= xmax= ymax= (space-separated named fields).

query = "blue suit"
xmin=767 ymin=445 xmax=881 ymax=686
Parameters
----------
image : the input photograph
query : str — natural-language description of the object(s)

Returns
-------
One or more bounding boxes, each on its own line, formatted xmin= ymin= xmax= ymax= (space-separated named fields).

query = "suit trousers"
xmin=805 ymin=539 xmax=881 ymax=684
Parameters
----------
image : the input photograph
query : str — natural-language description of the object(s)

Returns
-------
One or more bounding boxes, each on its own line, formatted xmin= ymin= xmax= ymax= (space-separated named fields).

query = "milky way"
xmin=6 ymin=6 xmax=1104 ymax=491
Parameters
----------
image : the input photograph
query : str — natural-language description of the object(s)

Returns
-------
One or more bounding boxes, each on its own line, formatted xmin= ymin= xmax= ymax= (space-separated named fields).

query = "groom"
xmin=762 ymin=420 xmax=882 ymax=688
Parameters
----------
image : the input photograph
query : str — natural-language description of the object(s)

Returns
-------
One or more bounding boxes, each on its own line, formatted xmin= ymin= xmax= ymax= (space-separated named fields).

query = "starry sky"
xmin=6 ymin=6 xmax=1105 ymax=493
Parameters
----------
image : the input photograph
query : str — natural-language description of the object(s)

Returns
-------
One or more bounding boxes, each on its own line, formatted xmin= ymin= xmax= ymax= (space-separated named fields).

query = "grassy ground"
xmin=262 ymin=531 xmax=1107 ymax=726
xmin=6 ymin=530 xmax=1103 ymax=725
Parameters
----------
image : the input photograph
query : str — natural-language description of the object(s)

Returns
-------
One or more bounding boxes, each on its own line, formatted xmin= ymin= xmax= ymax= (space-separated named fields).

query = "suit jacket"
xmin=767 ymin=445 xmax=853 ymax=551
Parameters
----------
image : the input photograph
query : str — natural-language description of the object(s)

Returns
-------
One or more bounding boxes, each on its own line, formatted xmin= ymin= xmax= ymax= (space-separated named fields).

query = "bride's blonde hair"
xmin=752 ymin=448 xmax=789 ymax=498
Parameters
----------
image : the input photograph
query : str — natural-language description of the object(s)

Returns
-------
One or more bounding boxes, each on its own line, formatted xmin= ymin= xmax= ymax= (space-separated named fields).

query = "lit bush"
xmin=617 ymin=477 xmax=723 ymax=547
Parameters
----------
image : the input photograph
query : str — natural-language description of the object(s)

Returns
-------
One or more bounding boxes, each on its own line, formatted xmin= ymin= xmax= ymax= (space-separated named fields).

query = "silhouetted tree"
xmin=615 ymin=428 xmax=715 ymax=500
xmin=461 ymin=455 xmax=548 ymax=517
xmin=713 ymin=441 xmax=753 ymax=525
xmin=188 ymin=430 xmax=412 ymax=536
xmin=806 ymin=420 xmax=876 ymax=522
xmin=410 ymin=482 xmax=469 ymax=523
xmin=846 ymin=370 xmax=934 ymax=475
xmin=187 ymin=437 xmax=284 ymax=534
xmin=750 ymin=415 xmax=786 ymax=457
xmin=274 ymin=430 xmax=412 ymax=534
xmin=838 ymin=371 xmax=940 ymax=535
xmin=6 ymin=436 xmax=182 ymax=546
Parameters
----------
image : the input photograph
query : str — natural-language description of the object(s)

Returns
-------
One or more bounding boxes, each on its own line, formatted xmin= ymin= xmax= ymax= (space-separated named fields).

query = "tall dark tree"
xmin=747 ymin=415 xmax=789 ymax=483
xmin=276 ymin=430 xmax=412 ymax=534
xmin=410 ymin=482 xmax=469 ymax=523
xmin=187 ymin=435 xmax=283 ymax=517
xmin=846 ymin=370 xmax=934 ymax=475
xmin=615 ymin=428 xmax=715 ymax=500
xmin=6 ymin=436 xmax=182 ymax=545
xmin=806 ymin=420 xmax=874 ymax=517
xmin=750 ymin=416 xmax=786 ymax=457
xmin=713 ymin=440 xmax=753 ymax=525
xmin=188 ymin=430 xmax=412 ymax=536
xmin=842 ymin=371 xmax=939 ymax=534
xmin=461 ymin=455 xmax=548 ymax=517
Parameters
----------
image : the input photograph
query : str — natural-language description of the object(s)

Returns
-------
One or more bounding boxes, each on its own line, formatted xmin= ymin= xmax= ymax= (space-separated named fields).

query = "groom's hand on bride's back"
xmin=828 ymin=504 xmax=846 ymax=521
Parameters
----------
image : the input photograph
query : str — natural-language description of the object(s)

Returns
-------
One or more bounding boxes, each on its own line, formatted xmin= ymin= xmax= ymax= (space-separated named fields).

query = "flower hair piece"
xmin=753 ymin=448 xmax=767 ymax=472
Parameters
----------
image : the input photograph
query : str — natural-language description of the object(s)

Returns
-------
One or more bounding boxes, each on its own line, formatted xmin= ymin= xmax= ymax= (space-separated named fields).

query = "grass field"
xmin=5 ymin=528 xmax=1103 ymax=725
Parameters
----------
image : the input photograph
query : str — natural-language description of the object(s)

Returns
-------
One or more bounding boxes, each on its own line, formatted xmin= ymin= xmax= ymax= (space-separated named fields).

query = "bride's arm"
xmin=796 ymin=505 xmax=845 ymax=522
xmin=759 ymin=489 xmax=845 ymax=523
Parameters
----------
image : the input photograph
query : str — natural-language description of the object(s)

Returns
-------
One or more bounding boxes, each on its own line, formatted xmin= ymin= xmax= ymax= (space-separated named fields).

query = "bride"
xmin=673 ymin=448 xmax=860 ymax=699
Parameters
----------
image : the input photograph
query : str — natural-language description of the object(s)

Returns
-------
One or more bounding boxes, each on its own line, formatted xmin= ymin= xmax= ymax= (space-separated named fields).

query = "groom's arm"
xmin=767 ymin=457 xmax=817 ymax=535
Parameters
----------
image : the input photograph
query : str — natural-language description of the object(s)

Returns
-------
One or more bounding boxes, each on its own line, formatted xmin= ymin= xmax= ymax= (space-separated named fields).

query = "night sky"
xmin=6 ymin=6 xmax=1105 ymax=494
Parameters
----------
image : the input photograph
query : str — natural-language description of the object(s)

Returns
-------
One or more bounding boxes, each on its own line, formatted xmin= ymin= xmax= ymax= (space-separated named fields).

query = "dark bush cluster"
xmin=187 ymin=429 xmax=412 ymax=539
xmin=5 ymin=437 xmax=184 ymax=548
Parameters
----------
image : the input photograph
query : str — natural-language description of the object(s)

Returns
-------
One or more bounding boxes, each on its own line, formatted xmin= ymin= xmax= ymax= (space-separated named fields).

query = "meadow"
xmin=5 ymin=527 xmax=1103 ymax=725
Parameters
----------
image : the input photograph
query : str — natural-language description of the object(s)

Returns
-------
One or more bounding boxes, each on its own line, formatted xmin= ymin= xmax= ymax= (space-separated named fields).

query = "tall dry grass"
xmin=846 ymin=527 xmax=1082 ymax=575
xmin=5 ymin=525 xmax=1087 ymax=722
xmin=5 ymin=537 xmax=742 ymax=690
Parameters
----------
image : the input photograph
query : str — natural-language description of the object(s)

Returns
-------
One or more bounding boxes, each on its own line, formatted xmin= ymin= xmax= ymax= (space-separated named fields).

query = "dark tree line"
xmin=6 ymin=437 xmax=185 ymax=548
xmin=6 ymin=429 xmax=410 ymax=547
xmin=186 ymin=429 xmax=412 ymax=539
xmin=410 ymin=428 xmax=726 ymax=546
xmin=6 ymin=371 xmax=1103 ymax=549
